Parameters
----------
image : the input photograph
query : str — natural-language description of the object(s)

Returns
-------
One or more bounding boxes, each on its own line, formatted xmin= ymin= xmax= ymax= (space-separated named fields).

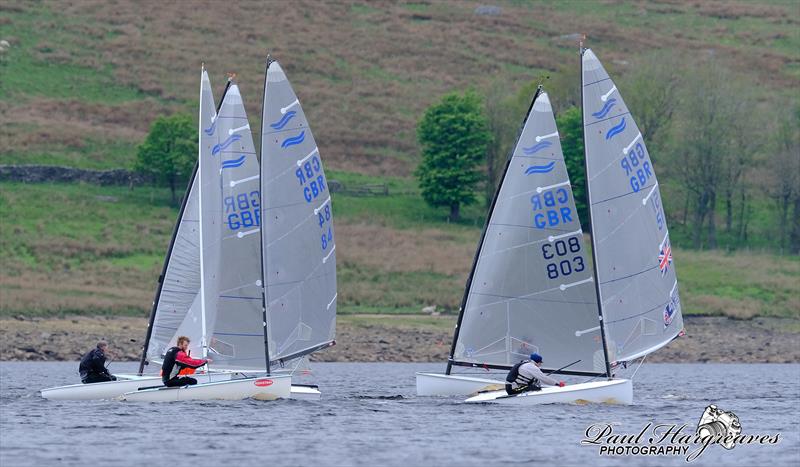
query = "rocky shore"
xmin=1 ymin=315 xmax=797 ymax=364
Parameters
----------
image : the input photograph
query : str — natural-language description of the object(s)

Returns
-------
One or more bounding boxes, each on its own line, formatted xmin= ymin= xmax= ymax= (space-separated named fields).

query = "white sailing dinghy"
xmin=41 ymin=68 xmax=230 ymax=401
xmin=417 ymin=87 xmax=615 ymax=398
xmin=257 ymin=58 xmax=337 ymax=381
xmin=123 ymin=76 xmax=293 ymax=402
xmin=465 ymin=48 xmax=685 ymax=405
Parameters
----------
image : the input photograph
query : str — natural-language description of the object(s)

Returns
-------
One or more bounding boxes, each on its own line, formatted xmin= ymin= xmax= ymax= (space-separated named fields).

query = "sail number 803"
xmin=541 ymin=237 xmax=585 ymax=279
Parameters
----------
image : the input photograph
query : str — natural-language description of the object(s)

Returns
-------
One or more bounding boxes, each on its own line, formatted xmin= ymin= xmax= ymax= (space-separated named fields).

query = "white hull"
xmin=121 ymin=375 xmax=292 ymax=402
xmin=290 ymin=384 xmax=321 ymax=400
xmin=416 ymin=372 xmax=506 ymax=396
xmin=464 ymin=379 xmax=633 ymax=405
xmin=41 ymin=373 xmax=230 ymax=401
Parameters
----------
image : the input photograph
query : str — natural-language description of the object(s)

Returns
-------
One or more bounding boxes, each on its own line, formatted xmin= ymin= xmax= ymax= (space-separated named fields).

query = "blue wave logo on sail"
xmin=592 ymin=98 xmax=617 ymax=119
xmin=525 ymin=161 xmax=556 ymax=175
xmin=270 ymin=111 xmax=297 ymax=130
xmin=605 ymin=117 xmax=626 ymax=140
xmin=204 ymin=119 xmax=217 ymax=136
xmin=522 ymin=141 xmax=552 ymax=155
xmin=221 ymin=155 xmax=246 ymax=170
xmin=212 ymin=134 xmax=242 ymax=156
xmin=281 ymin=130 xmax=305 ymax=148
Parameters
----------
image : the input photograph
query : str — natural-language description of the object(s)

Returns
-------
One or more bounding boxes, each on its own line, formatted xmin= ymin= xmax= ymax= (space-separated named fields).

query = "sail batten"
xmin=581 ymin=48 xmax=684 ymax=365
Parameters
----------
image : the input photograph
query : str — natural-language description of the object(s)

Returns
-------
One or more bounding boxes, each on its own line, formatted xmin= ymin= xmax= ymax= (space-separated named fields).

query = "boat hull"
xmin=416 ymin=372 xmax=506 ymax=396
xmin=40 ymin=373 xmax=230 ymax=401
xmin=464 ymin=379 xmax=633 ymax=405
xmin=121 ymin=375 xmax=292 ymax=402
xmin=290 ymin=384 xmax=321 ymax=400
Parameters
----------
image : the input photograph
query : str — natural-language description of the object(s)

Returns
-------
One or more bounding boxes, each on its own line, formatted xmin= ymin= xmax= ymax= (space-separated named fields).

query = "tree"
xmin=555 ymin=106 xmax=589 ymax=228
xmin=669 ymin=60 xmax=744 ymax=249
xmin=416 ymin=90 xmax=491 ymax=221
xmin=769 ymin=103 xmax=800 ymax=253
xmin=135 ymin=114 xmax=196 ymax=205
xmin=619 ymin=51 xmax=682 ymax=155
xmin=482 ymin=80 xmax=517 ymax=207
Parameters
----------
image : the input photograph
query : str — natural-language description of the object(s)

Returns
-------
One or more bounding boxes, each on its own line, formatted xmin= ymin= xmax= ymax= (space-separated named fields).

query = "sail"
xmin=197 ymin=70 xmax=223 ymax=358
xmin=581 ymin=48 xmax=684 ymax=364
xmin=451 ymin=90 xmax=605 ymax=375
xmin=210 ymin=82 xmax=269 ymax=370
xmin=145 ymin=169 xmax=202 ymax=362
xmin=260 ymin=60 xmax=337 ymax=364
xmin=145 ymin=69 xmax=218 ymax=362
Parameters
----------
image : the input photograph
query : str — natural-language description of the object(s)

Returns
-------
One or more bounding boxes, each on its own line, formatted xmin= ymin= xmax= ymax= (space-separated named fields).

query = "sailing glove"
xmin=557 ymin=381 xmax=566 ymax=387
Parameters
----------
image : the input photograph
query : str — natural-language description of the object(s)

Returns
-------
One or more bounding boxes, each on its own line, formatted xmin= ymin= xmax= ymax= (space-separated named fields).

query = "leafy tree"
xmin=555 ymin=106 xmax=589 ymax=228
xmin=135 ymin=114 xmax=196 ymax=205
xmin=416 ymin=90 xmax=491 ymax=221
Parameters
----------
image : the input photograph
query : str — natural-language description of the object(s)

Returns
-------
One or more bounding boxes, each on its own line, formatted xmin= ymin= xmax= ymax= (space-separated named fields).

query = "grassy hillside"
xmin=1 ymin=182 xmax=797 ymax=319
xmin=1 ymin=1 xmax=798 ymax=175
xmin=1 ymin=1 xmax=798 ymax=320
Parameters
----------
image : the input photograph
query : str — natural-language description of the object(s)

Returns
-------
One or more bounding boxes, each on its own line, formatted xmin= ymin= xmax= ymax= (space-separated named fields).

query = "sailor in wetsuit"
xmin=79 ymin=341 xmax=116 ymax=383
xmin=161 ymin=336 xmax=210 ymax=387
xmin=505 ymin=353 xmax=565 ymax=395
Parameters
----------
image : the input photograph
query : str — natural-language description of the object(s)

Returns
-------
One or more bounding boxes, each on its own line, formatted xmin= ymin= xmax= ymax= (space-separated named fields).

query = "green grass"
xmin=2 ymin=180 xmax=797 ymax=320
xmin=0 ymin=4 xmax=145 ymax=103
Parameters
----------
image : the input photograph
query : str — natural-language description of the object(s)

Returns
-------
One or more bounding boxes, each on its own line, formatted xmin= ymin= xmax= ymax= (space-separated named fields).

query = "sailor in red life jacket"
xmin=161 ymin=336 xmax=211 ymax=387
xmin=505 ymin=353 xmax=566 ymax=395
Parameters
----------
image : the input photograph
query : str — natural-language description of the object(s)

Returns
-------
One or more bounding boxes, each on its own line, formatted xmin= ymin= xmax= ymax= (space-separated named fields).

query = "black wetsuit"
xmin=161 ymin=347 xmax=207 ymax=387
xmin=79 ymin=347 xmax=115 ymax=384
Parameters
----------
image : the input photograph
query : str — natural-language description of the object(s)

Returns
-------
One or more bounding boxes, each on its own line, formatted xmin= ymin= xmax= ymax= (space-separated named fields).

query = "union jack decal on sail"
xmin=658 ymin=240 xmax=673 ymax=275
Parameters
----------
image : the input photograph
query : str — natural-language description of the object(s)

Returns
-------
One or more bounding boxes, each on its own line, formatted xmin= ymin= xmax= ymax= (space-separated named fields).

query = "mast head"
xmin=227 ymin=72 xmax=237 ymax=83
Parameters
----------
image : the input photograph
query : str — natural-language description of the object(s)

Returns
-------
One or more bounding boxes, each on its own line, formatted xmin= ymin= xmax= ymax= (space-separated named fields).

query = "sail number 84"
xmin=541 ymin=237 xmax=585 ymax=279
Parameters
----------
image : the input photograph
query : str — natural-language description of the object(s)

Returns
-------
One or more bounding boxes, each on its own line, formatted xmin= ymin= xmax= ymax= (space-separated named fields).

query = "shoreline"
xmin=0 ymin=315 xmax=797 ymax=364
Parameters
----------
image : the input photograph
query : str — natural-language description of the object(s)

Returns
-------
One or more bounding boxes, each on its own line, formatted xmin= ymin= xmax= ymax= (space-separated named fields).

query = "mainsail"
xmin=259 ymin=59 xmax=337 ymax=365
xmin=141 ymin=69 xmax=218 ymax=369
xmin=209 ymin=82 xmax=270 ymax=371
xmin=449 ymin=89 xmax=604 ymax=376
xmin=581 ymin=48 xmax=684 ymax=364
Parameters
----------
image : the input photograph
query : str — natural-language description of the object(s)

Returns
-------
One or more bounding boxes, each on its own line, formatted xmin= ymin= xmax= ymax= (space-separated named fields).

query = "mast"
xmin=579 ymin=44 xmax=613 ymax=379
xmin=445 ymin=87 xmax=543 ymax=375
xmin=138 ymin=72 xmax=231 ymax=374
xmin=258 ymin=56 xmax=273 ymax=375
xmin=197 ymin=65 xmax=208 ymax=358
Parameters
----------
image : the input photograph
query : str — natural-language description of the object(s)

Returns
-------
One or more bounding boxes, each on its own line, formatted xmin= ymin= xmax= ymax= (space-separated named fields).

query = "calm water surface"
xmin=1 ymin=362 xmax=798 ymax=466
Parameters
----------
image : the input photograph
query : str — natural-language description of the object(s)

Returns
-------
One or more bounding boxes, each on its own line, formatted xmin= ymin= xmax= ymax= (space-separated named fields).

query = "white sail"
xmin=145 ymin=70 xmax=218 ymax=362
xmin=259 ymin=60 xmax=337 ymax=364
xmin=210 ymin=83 xmax=269 ymax=370
xmin=451 ymin=90 xmax=604 ymax=375
xmin=581 ymin=48 xmax=684 ymax=364
xmin=197 ymin=70 xmax=222 ymax=358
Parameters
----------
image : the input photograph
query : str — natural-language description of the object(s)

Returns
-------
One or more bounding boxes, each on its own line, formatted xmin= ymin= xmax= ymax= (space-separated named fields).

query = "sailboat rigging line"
xmin=630 ymin=354 xmax=647 ymax=380
xmin=446 ymin=87 xmax=544 ymax=376
xmin=259 ymin=56 xmax=274 ymax=376
xmin=138 ymin=72 xmax=231 ymax=375
xmin=581 ymin=47 xmax=613 ymax=380
xmin=544 ymin=359 xmax=581 ymax=376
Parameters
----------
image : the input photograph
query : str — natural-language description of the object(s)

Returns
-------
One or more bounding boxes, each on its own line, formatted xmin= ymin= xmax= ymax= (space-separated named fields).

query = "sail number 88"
xmin=541 ymin=237 xmax=585 ymax=279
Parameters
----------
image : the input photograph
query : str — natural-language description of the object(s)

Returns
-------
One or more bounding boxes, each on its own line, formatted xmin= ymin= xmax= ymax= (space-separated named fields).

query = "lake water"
xmin=1 ymin=362 xmax=798 ymax=466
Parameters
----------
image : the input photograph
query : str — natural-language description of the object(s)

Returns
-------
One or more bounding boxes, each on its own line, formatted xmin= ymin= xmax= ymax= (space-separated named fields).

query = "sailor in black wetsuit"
xmin=161 ymin=336 xmax=210 ymax=387
xmin=79 ymin=341 xmax=116 ymax=384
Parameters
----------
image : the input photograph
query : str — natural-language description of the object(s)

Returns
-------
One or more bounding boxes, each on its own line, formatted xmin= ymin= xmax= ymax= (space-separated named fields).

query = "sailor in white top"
xmin=505 ymin=353 xmax=565 ymax=395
